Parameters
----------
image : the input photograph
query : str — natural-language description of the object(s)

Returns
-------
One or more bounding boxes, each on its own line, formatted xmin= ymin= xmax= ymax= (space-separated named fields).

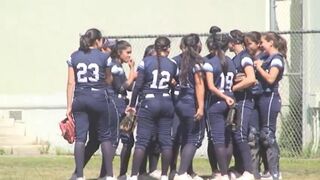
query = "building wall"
xmin=0 ymin=0 xmax=268 ymax=153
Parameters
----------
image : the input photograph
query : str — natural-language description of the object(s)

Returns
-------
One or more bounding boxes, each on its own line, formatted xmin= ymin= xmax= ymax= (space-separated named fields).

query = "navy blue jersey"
xmin=260 ymin=53 xmax=285 ymax=93
xmin=204 ymin=53 xmax=214 ymax=61
xmin=251 ymin=52 xmax=269 ymax=95
xmin=107 ymin=57 xmax=128 ymax=95
xmin=232 ymin=49 xmax=253 ymax=74
xmin=172 ymin=54 xmax=182 ymax=92
xmin=129 ymin=56 xmax=178 ymax=107
xmin=255 ymin=51 xmax=269 ymax=61
xmin=203 ymin=55 xmax=236 ymax=98
xmin=173 ymin=54 xmax=203 ymax=91
xmin=67 ymin=49 xmax=110 ymax=89
xmin=137 ymin=56 xmax=178 ymax=93
xmin=232 ymin=49 xmax=254 ymax=97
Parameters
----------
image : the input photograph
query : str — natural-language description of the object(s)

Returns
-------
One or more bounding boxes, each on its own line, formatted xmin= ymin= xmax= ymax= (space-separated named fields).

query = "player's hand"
xmin=234 ymin=73 xmax=246 ymax=83
xmin=225 ymin=96 xmax=235 ymax=107
xmin=254 ymin=59 xmax=263 ymax=68
xmin=171 ymin=79 xmax=177 ymax=86
xmin=128 ymin=59 xmax=135 ymax=69
xmin=66 ymin=107 xmax=73 ymax=120
xmin=125 ymin=106 xmax=136 ymax=115
xmin=194 ymin=108 xmax=204 ymax=121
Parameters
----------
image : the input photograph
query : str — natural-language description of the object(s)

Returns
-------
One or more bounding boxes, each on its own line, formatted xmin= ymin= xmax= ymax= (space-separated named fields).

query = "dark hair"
xmin=102 ymin=37 xmax=117 ymax=50
xmin=263 ymin=32 xmax=287 ymax=59
xmin=244 ymin=31 xmax=263 ymax=56
xmin=244 ymin=31 xmax=261 ymax=45
xmin=180 ymin=33 xmax=203 ymax=85
xmin=79 ymin=28 xmax=102 ymax=53
xmin=110 ymin=40 xmax=131 ymax=59
xmin=143 ymin=44 xmax=155 ymax=58
xmin=154 ymin=36 xmax=171 ymax=83
xmin=179 ymin=36 xmax=186 ymax=51
xmin=206 ymin=26 xmax=229 ymax=75
xmin=229 ymin=29 xmax=244 ymax=44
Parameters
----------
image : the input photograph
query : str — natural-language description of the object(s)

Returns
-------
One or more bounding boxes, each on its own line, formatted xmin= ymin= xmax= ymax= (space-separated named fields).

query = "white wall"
xmin=0 ymin=0 xmax=268 ymax=105
xmin=0 ymin=0 xmax=269 ymax=152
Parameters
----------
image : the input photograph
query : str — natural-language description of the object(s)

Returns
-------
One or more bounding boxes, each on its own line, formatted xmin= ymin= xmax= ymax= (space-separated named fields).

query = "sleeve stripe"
xmin=241 ymin=57 xmax=253 ymax=67
xmin=270 ymin=58 xmax=283 ymax=67
xmin=203 ymin=63 xmax=213 ymax=72
xmin=137 ymin=61 xmax=145 ymax=70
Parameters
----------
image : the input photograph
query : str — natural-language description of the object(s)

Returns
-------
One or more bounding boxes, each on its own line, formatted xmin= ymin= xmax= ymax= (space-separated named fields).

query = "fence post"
xmin=269 ymin=0 xmax=278 ymax=31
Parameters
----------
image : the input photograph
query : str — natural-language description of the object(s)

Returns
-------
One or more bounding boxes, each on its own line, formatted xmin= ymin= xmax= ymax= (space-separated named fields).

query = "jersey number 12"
xmin=150 ymin=70 xmax=170 ymax=89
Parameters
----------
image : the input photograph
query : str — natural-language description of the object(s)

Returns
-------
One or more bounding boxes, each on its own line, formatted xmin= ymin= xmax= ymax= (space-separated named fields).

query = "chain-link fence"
xmin=110 ymin=30 xmax=320 ymax=158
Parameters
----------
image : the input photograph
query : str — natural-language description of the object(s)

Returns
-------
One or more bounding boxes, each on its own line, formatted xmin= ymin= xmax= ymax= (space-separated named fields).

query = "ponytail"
xmin=263 ymin=32 xmax=287 ymax=59
xmin=156 ymin=54 xmax=161 ymax=82
xmin=180 ymin=34 xmax=203 ymax=85
xmin=78 ymin=28 xmax=102 ymax=53
xmin=278 ymin=36 xmax=287 ymax=59
xmin=207 ymin=26 xmax=228 ymax=75
xmin=79 ymin=34 xmax=91 ymax=53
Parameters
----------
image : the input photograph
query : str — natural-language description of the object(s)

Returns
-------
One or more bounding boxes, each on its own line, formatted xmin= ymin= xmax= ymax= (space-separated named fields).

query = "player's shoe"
xmin=160 ymin=175 xmax=169 ymax=180
xmin=236 ymin=171 xmax=254 ymax=180
xmin=221 ymin=175 xmax=230 ymax=180
xmin=260 ymin=171 xmax=282 ymax=180
xmin=210 ymin=172 xmax=221 ymax=180
xmin=69 ymin=173 xmax=77 ymax=180
xmin=190 ymin=173 xmax=203 ymax=180
xmin=117 ymin=174 xmax=127 ymax=180
xmin=128 ymin=175 xmax=138 ymax=180
xmin=169 ymin=170 xmax=178 ymax=180
xmin=149 ymin=170 xmax=162 ymax=179
xmin=173 ymin=173 xmax=192 ymax=180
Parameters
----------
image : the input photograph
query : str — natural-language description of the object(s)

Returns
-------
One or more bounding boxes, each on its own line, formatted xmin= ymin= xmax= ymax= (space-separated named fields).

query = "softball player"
xmin=139 ymin=44 xmax=162 ymax=178
xmin=173 ymin=33 xmax=205 ymax=180
xmin=254 ymin=32 xmax=286 ymax=180
xmin=106 ymin=40 xmax=137 ymax=179
xmin=169 ymin=37 xmax=185 ymax=180
xmin=66 ymin=28 xmax=115 ymax=180
xmin=127 ymin=36 xmax=178 ymax=180
xmin=203 ymin=26 xmax=236 ymax=180
xmin=69 ymin=37 xmax=120 ymax=180
xmin=228 ymin=29 xmax=256 ymax=180
xmin=244 ymin=31 xmax=269 ymax=179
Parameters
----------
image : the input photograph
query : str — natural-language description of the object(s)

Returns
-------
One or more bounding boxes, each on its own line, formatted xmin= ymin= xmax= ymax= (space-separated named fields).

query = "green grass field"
xmin=0 ymin=156 xmax=319 ymax=180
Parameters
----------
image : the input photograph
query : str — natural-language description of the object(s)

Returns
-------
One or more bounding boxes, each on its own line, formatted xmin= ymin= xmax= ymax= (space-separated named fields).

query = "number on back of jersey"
xmin=76 ymin=63 xmax=99 ymax=83
xmin=150 ymin=70 xmax=170 ymax=89
xmin=219 ymin=72 xmax=234 ymax=92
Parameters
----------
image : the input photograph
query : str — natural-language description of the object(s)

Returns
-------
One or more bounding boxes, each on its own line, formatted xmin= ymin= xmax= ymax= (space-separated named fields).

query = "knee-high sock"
xmin=149 ymin=152 xmax=160 ymax=172
xmin=131 ymin=148 xmax=146 ymax=176
xmin=178 ymin=144 xmax=197 ymax=175
xmin=208 ymin=140 xmax=218 ymax=172
xmin=170 ymin=143 xmax=180 ymax=172
xmin=226 ymin=141 xmax=233 ymax=167
xmin=100 ymin=141 xmax=116 ymax=177
xmin=120 ymin=144 xmax=133 ymax=176
xmin=74 ymin=142 xmax=85 ymax=178
xmin=214 ymin=143 xmax=228 ymax=175
xmin=161 ymin=148 xmax=172 ymax=175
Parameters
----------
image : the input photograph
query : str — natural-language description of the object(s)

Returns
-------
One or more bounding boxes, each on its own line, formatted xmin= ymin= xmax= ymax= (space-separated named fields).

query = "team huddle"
xmin=66 ymin=26 xmax=286 ymax=180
